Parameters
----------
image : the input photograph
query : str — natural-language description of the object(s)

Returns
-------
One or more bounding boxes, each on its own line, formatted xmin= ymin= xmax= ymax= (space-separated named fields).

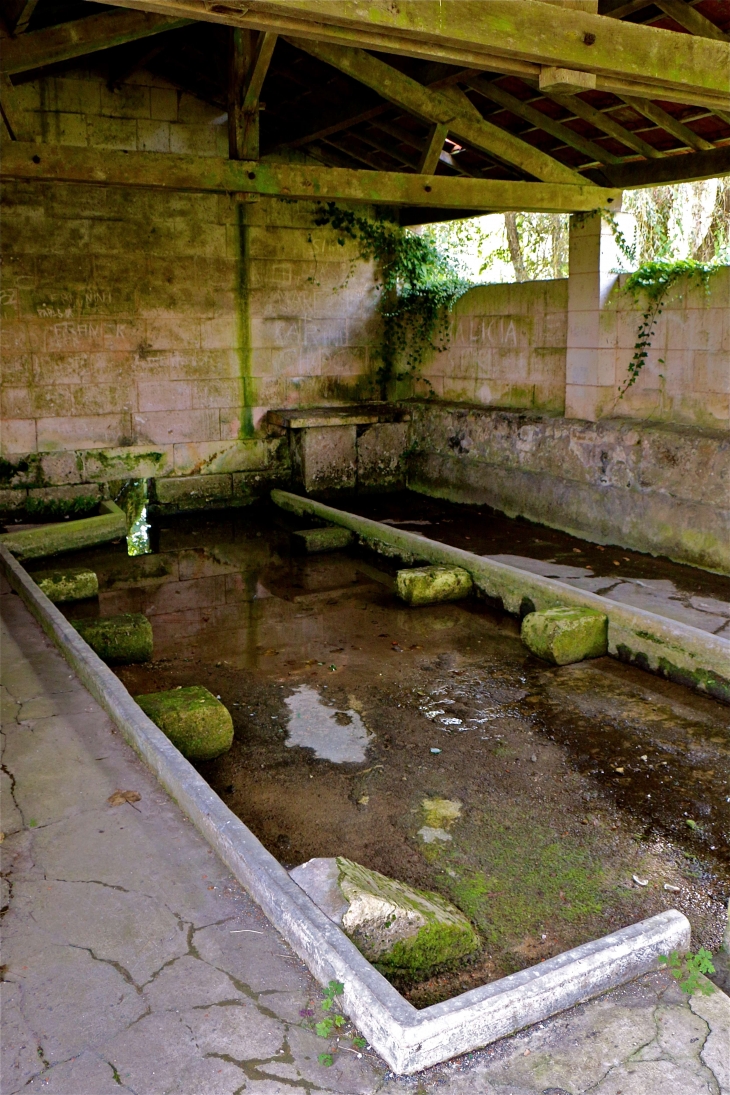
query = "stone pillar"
xmin=564 ymin=210 xmax=635 ymax=421
xmin=291 ymin=425 xmax=358 ymax=492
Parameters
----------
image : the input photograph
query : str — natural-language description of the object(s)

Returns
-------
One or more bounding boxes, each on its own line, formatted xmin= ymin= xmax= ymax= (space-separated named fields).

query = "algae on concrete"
xmin=0 ymin=500 xmax=126 ymax=560
xmin=33 ymin=567 xmax=98 ymax=603
xmin=136 ymin=685 xmax=234 ymax=760
xmin=396 ymin=565 xmax=473 ymax=606
xmin=290 ymin=855 xmax=479 ymax=978
xmin=73 ymin=613 xmax=153 ymax=664
xmin=521 ymin=606 xmax=608 ymax=665
xmin=292 ymin=526 xmax=354 ymax=553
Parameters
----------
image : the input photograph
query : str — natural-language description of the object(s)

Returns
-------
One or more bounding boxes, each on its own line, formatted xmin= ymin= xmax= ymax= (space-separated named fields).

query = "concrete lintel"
xmin=270 ymin=490 xmax=730 ymax=702
xmin=0 ymin=542 xmax=693 ymax=1074
xmin=268 ymin=404 xmax=409 ymax=429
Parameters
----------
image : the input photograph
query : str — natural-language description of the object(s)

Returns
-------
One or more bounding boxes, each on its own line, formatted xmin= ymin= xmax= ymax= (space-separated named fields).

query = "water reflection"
xmin=285 ymin=685 xmax=371 ymax=763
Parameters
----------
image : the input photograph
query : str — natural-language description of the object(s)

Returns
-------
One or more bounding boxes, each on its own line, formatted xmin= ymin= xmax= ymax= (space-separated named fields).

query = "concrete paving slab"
xmin=2 ymin=583 xmax=728 ymax=1095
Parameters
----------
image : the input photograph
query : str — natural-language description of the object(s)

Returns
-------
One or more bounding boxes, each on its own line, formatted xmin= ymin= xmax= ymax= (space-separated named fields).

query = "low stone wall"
xmin=406 ymin=403 xmax=730 ymax=574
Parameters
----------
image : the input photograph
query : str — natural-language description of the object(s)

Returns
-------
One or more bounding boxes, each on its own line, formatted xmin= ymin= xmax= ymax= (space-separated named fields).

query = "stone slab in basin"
xmin=290 ymin=856 xmax=480 ymax=978
xmin=73 ymin=612 xmax=153 ymax=665
xmin=136 ymin=685 xmax=234 ymax=761
xmin=33 ymin=566 xmax=98 ymax=603
xmin=396 ymin=565 xmax=473 ymax=606
xmin=0 ymin=500 xmax=126 ymax=560
xmin=521 ymin=606 xmax=608 ymax=665
xmin=292 ymin=526 xmax=354 ymax=553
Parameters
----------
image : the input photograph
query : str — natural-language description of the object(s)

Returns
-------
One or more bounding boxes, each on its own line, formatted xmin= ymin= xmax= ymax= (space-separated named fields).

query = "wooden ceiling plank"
xmin=0 ymin=9 xmax=192 ymax=75
xmin=0 ymin=139 xmax=622 ymax=211
xmin=467 ymin=75 xmax=623 ymax=164
xmin=620 ymin=93 xmax=715 ymax=149
xmin=546 ymin=89 xmax=666 ymax=156
xmin=287 ymin=37 xmax=585 ymax=184
xmin=653 ymin=0 xmax=729 ymax=41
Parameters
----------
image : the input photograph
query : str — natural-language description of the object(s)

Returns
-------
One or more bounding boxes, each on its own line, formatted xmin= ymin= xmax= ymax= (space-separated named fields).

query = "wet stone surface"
xmin=47 ymin=500 xmax=730 ymax=1009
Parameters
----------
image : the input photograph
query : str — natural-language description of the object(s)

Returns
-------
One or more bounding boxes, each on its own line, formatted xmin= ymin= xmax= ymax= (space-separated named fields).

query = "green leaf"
xmin=318 ymin=1053 xmax=334 ymax=1067
xmin=315 ymin=1019 xmax=334 ymax=1037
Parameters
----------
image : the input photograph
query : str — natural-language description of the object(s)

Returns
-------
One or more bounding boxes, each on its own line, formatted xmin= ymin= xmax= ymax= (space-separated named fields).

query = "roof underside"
xmin=2 ymin=0 xmax=729 ymax=219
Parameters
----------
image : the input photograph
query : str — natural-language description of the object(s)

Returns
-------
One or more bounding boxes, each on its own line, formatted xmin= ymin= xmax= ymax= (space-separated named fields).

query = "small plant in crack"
xmin=299 ymin=980 xmax=368 ymax=1067
xmin=658 ymin=948 xmax=716 ymax=995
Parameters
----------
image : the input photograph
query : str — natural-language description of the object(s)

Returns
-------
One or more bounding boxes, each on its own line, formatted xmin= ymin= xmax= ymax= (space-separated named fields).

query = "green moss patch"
xmin=73 ymin=613 xmax=153 ymax=665
xmin=33 ymin=567 xmax=98 ymax=604
xmin=521 ymin=606 xmax=607 ymax=665
xmin=396 ymin=565 xmax=473 ymax=606
xmin=136 ymin=685 xmax=234 ymax=761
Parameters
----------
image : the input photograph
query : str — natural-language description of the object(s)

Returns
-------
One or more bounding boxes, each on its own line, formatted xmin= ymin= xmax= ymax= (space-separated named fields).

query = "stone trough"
xmin=0 ymin=540 xmax=691 ymax=1075
xmin=271 ymin=490 xmax=730 ymax=703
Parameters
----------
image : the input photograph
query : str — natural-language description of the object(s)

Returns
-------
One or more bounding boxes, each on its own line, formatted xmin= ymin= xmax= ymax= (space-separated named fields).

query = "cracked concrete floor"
xmin=1 ymin=580 xmax=728 ymax=1095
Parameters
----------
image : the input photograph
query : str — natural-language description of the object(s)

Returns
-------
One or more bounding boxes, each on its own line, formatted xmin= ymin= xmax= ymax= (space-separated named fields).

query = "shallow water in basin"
xmin=38 ymin=497 xmax=730 ymax=1006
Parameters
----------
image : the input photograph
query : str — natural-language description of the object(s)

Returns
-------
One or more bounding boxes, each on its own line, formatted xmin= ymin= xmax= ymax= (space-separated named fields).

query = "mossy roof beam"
xmin=0 ymin=140 xmax=621 ymax=211
xmin=466 ymin=76 xmax=624 ymax=165
xmin=91 ymin=0 xmax=730 ymax=110
xmin=596 ymin=143 xmax=730 ymax=186
xmin=285 ymin=38 xmax=586 ymax=184
xmin=0 ymin=8 xmax=191 ymax=74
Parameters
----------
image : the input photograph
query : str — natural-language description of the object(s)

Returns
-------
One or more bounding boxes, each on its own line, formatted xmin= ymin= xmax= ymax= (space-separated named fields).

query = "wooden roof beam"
xmin=466 ymin=75 xmax=623 ymax=164
xmin=0 ymin=8 xmax=191 ymax=75
xmin=545 ymin=89 xmax=666 ymax=158
xmin=599 ymin=143 xmax=730 ymax=185
xmin=0 ymin=140 xmax=622 ymax=212
xmin=620 ymin=94 xmax=715 ymax=150
xmin=89 ymin=0 xmax=730 ymax=110
xmin=286 ymin=37 xmax=585 ymax=184
xmin=653 ymin=0 xmax=729 ymax=41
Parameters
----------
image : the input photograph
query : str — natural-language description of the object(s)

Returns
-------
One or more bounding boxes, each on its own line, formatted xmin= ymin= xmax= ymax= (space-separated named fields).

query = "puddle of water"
xmin=285 ymin=684 xmax=372 ymax=763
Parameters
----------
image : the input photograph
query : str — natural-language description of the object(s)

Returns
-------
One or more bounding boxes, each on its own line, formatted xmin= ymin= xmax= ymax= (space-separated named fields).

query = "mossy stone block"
xmin=34 ymin=567 xmax=98 ymax=603
xmin=292 ymin=526 xmax=354 ymax=553
xmin=0 ymin=500 xmax=126 ymax=560
xmin=135 ymin=686 xmax=233 ymax=761
xmin=73 ymin=613 xmax=153 ymax=664
xmin=521 ymin=606 xmax=608 ymax=665
xmin=396 ymin=565 xmax=473 ymax=606
xmin=290 ymin=856 xmax=480 ymax=979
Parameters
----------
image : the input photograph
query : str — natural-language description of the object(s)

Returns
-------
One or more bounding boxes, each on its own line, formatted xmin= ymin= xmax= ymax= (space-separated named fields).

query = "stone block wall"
xmin=418 ymin=266 xmax=729 ymax=430
xmin=408 ymin=403 xmax=730 ymax=573
xmin=419 ymin=279 xmax=568 ymax=413
xmin=1 ymin=67 xmax=380 ymax=514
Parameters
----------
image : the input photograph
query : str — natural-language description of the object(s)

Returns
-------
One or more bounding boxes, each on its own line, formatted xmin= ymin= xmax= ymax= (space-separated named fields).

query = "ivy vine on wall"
xmin=618 ymin=259 xmax=719 ymax=396
xmin=311 ymin=203 xmax=469 ymax=395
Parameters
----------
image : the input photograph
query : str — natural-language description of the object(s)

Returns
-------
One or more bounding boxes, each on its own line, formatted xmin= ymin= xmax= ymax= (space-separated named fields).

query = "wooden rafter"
xmin=418 ymin=122 xmax=449 ymax=173
xmin=286 ymin=37 xmax=585 ymax=183
xmin=620 ymin=94 xmax=715 ymax=151
xmin=544 ymin=89 xmax=666 ymax=158
xmin=598 ymin=143 xmax=730 ymax=186
xmin=654 ymin=0 xmax=729 ymax=42
xmin=466 ymin=75 xmax=624 ymax=165
xmin=0 ymin=140 xmax=622 ymax=211
xmin=88 ymin=0 xmax=730 ymax=110
xmin=228 ymin=28 xmax=277 ymax=159
xmin=0 ymin=9 xmax=191 ymax=75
